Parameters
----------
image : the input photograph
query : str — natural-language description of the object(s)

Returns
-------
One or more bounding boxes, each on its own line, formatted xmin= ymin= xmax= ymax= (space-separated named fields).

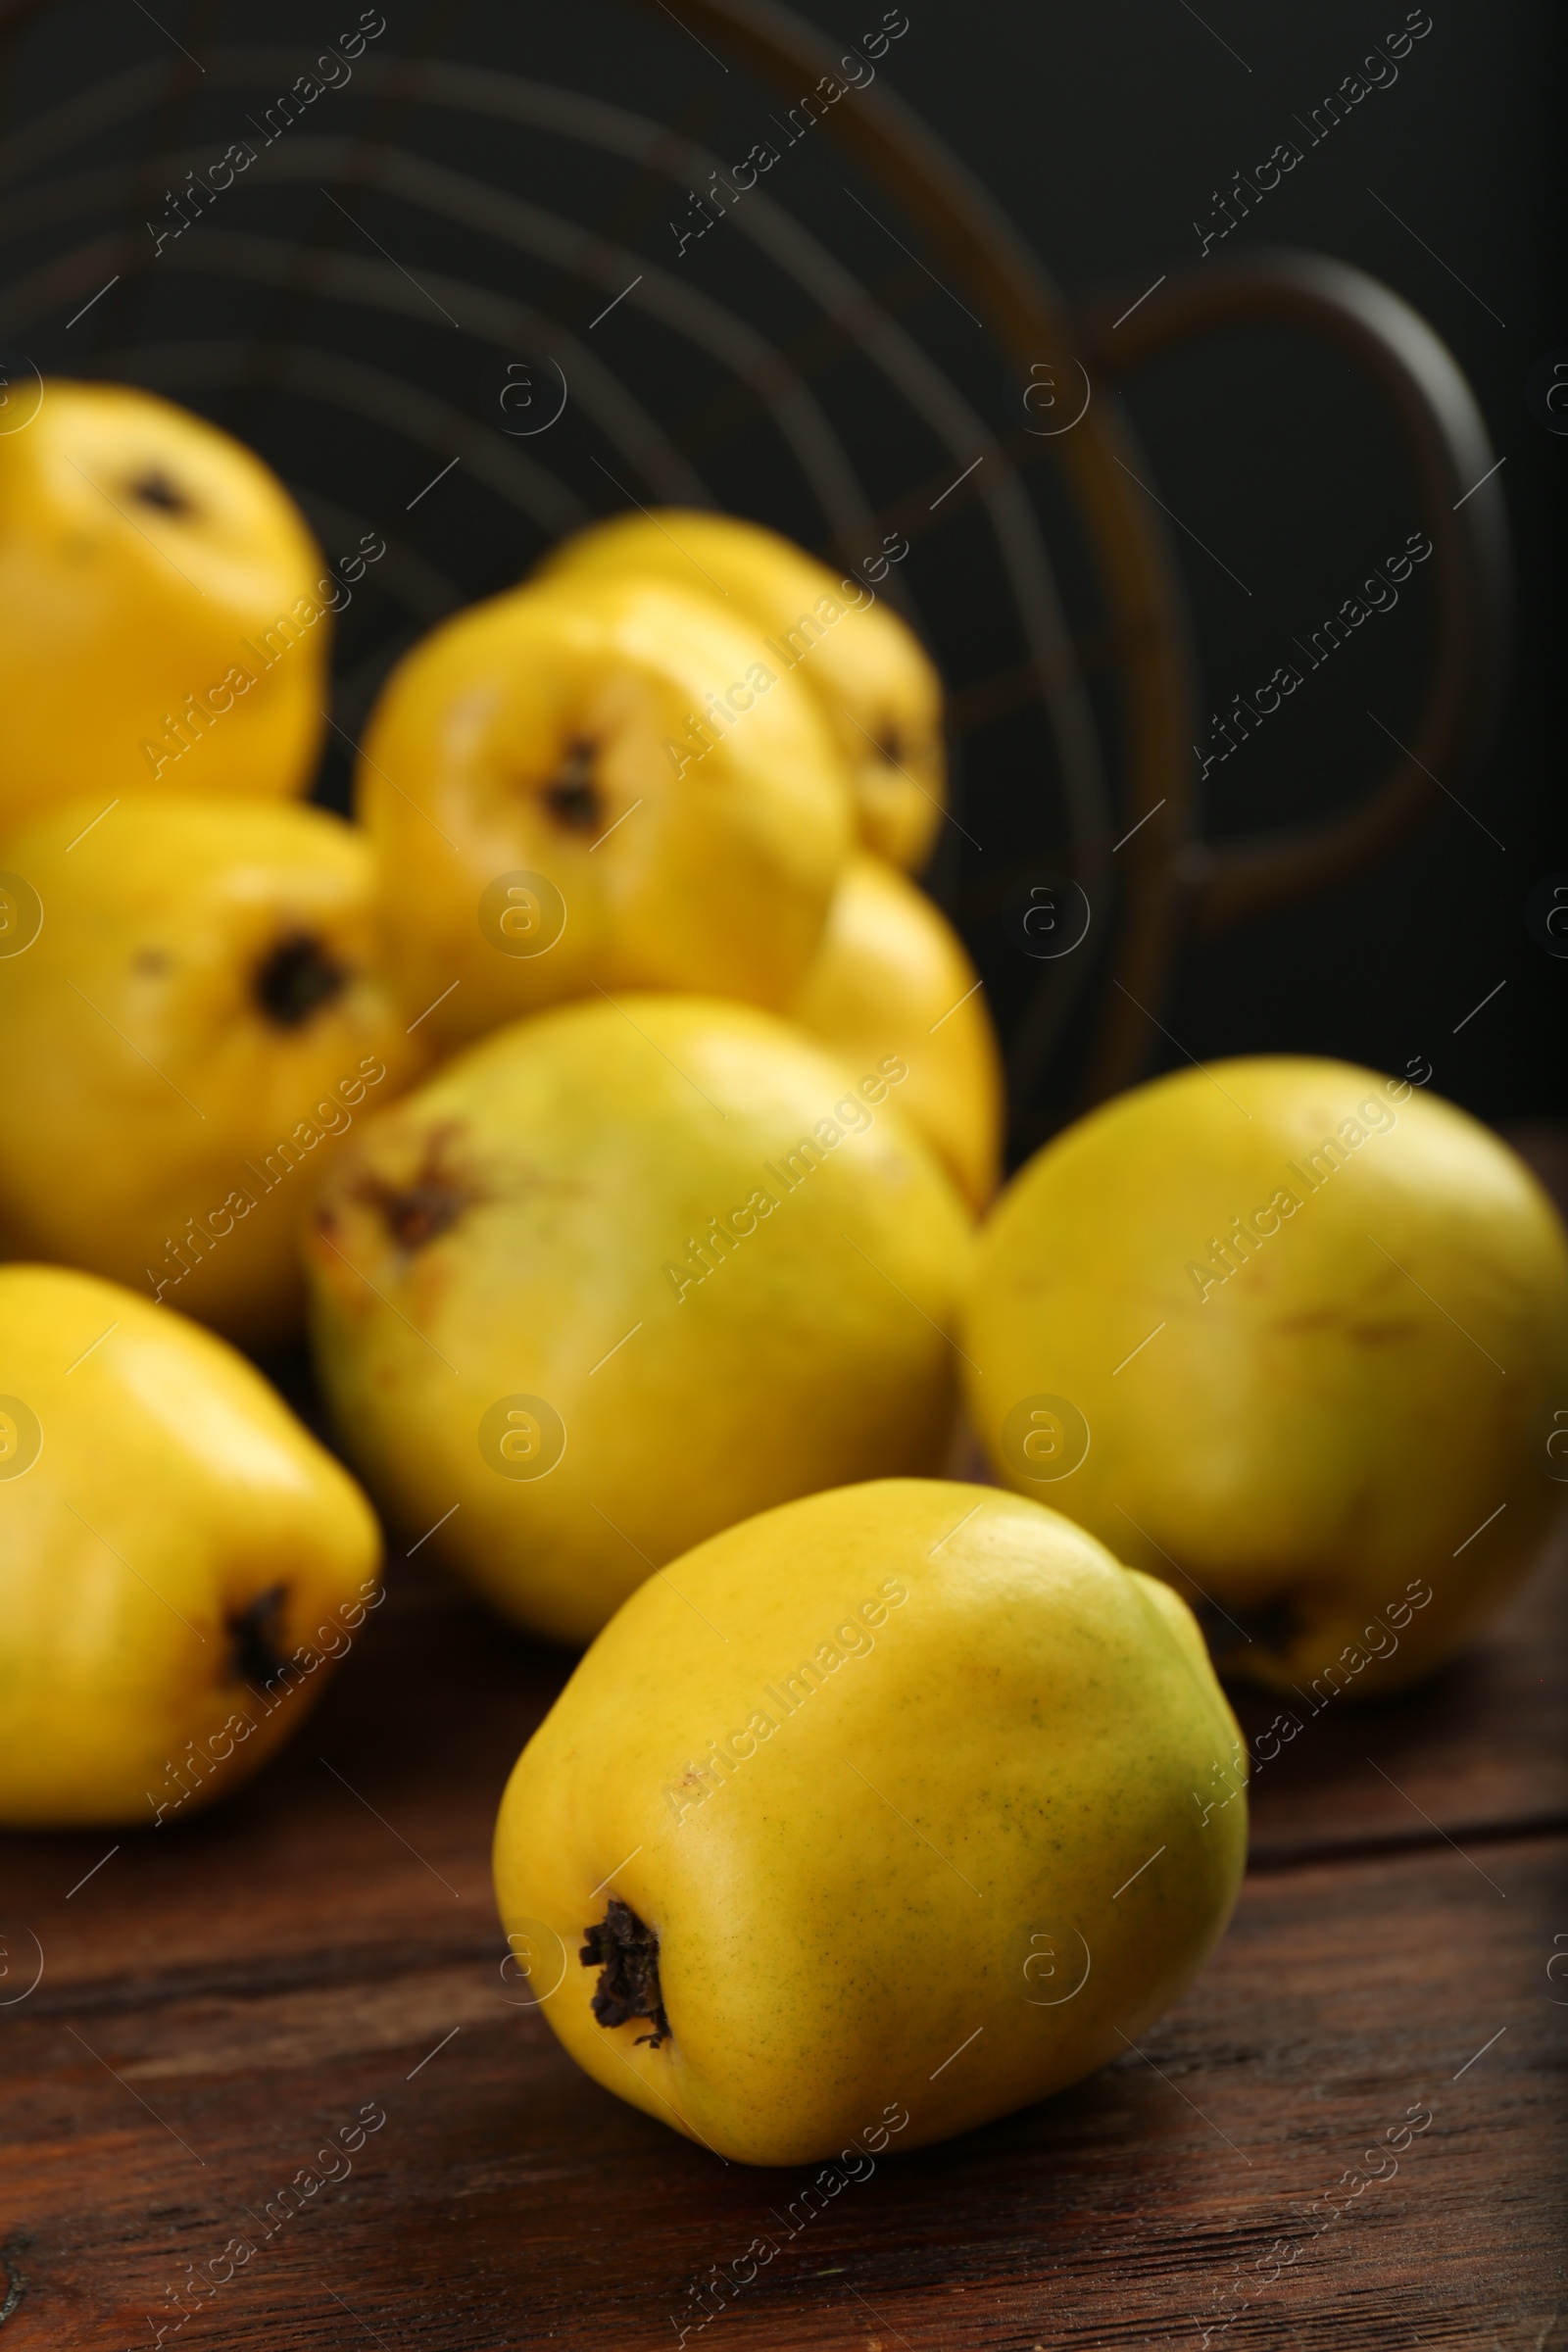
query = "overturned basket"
xmin=0 ymin=0 xmax=1509 ymax=1152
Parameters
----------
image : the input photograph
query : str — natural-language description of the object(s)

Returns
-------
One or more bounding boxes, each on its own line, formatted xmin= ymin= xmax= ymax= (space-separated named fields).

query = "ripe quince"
xmin=493 ymin=1478 xmax=1246 ymax=2165
xmin=0 ymin=793 xmax=419 ymax=1348
xmin=0 ymin=1264 xmax=380 ymax=1829
xmin=965 ymin=1057 xmax=1568 ymax=1696
xmin=305 ymin=997 xmax=970 ymax=1644
xmin=355 ymin=572 xmax=853 ymax=1054
xmin=0 ymin=380 xmax=328 ymax=826
xmin=789 ymin=852 xmax=1002 ymax=1211
xmin=537 ymin=507 xmax=946 ymax=870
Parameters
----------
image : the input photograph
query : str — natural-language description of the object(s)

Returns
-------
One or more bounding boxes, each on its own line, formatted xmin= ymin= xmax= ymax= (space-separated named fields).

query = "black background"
xmin=823 ymin=0 xmax=1567 ymax=1124
xmin=4 ymin=0 xmax=1564 ymax=1126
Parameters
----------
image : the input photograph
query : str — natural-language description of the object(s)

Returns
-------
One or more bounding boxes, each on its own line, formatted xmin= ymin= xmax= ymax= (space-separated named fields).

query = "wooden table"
xmin=3 ymin=1484 xmax=1564 ymax=2352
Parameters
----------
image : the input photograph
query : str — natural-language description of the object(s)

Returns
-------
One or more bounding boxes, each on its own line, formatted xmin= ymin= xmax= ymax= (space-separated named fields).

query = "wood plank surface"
xmin=3 ymin=1516 xmax=1564 ymax=2351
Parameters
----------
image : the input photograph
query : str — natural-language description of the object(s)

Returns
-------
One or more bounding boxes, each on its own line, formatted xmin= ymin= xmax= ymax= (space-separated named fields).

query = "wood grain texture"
xmin=2 ymin=1538 xmax=1564 ymax=2349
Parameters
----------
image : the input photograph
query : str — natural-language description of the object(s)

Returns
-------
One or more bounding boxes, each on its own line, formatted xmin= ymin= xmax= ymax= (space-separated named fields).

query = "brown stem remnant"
xmin=541 ymin=740 xmax=604 ymax=834
xmin=581 ymin=1896 xmax=670 ymax=2048
xmin=254 ymin=931 xmax=347 ymax=1028
xmin=350 ymin=1121 xmax=474 ymax=1253
xmin=227 ymin=1582 xmax=294 ymax=1694
xmin=129 ymin=466 xmax=195 ymax=516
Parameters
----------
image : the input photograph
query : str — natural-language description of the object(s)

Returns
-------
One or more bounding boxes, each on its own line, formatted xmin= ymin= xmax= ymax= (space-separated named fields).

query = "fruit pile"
xmin=2 ymin=382 xmax=1564 ymax=2168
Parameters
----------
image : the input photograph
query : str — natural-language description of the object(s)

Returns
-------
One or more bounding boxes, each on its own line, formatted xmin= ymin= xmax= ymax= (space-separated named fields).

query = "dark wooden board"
xmin=3 ymin=1518 xmax=1565 ymax=2351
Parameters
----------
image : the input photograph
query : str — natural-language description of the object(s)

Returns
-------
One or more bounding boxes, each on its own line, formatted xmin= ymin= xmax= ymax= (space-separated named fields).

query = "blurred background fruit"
xmin=0 ymin=380 xmax=329 ymax=825
xmin=0 ymin=1263 xmax=380 ymax=1829
xmin=306 ymin=995 xmax=971 ymax=1643
xmin=789 ymin=850 xmax=1003 ymax=1210
xmin=356 ymin=570 xmax=854 ymax=1053
xmin=965 ymin=1057 xmax=1568 ymax=1695
xmin=0 ymin=792 xmax=420 ymax=1348
xmin=538 ymin=507 xmax=947 ymax=870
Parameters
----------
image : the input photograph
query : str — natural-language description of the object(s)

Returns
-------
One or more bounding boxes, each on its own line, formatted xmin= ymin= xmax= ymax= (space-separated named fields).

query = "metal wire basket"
xmin=0 ymin=0 xmax=1510 ymax=1154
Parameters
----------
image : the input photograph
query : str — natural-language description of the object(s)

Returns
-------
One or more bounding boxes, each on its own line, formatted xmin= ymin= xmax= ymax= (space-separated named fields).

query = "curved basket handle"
xmin=1078 ymin=247 xmax=1511 ymax=934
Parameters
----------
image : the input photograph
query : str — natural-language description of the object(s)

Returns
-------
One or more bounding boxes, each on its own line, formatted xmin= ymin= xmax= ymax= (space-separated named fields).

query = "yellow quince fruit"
xmin=788 ymin=852 xmax=1003 ymax=1211
xmin=964 ymin=1057 xmax=1568 ymax=1697
xmin=0 ymin=380 xmax=330 ymax=827
xmin=0 ymin=793 xmax=420 ymax=1348
xmin=0 ymin=1264 xmax=380 ymax=1830
xmin=493 ymin=1478 xmax=1247 ymax=2166
xmin=537 ymin=507 xmax=946 ymax=870
xmin=305 ymin=996 xmax=970 ymax=1644
xmin=356 ymin=571 xmax=854 ymax=1054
